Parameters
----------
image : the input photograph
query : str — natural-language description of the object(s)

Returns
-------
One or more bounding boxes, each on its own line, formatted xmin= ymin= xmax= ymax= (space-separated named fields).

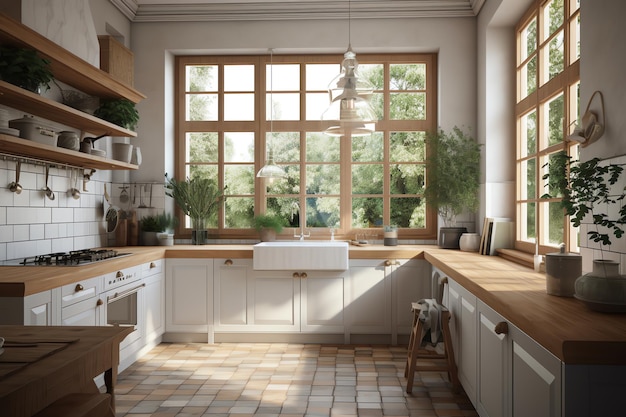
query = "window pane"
xmin=520 ymin=110 xmax=537 ymax=157
xmin=390 ymin=93 xmax=426 ymax=120
xmin=352 ymin=133 xmax=383 ymax=162
xmin=352 ymin=164 xmax=383 ymax=194
xmin=224 ymin=94 xmax=254 ymax=121
xmin=369 ymin=92 xmax=384 ymax=120
xmin=268 ymin=93 xmax=300 ymax=120
xmin=520 ymin=55 xmax=537 ymax=99
xmin=571 ymin=14 xmax=580 ymax=63
xmin=306 ymin=134 xmax=339 ymax=162
xmin=390 ymin=131 xmax=425 ymax=162
xmin=545 ymin=30 xmax=564 ymax=81
xmin=391 ymin=197 xmax=425 ymax=228
xmin=390 ymin=64 xmax=426 ymax=90
xmin=186 ymin=65 xmax=217 ymax=92
xmin=520 ymin=18 xmax=537 ymax=61
xmin=186 ymin=94 xmax=218 ymax=121
xmin=224 ymin=197 xmax=254 ymax=228
xmin=225 ymin=132 xmax=254 ymax=163
xmin=306 ymin=165 xmax=340 ymax=194
xmin=521 ymin=158 xmax=536 ymax=200
xmin=224 ymin=65 xmax=254 ymax=91
xmin=547 ymin=201 xmax=565 ymax=245
xmin=544 ymin=152 xmax=566 ymax=198
xmin=546 ymin=94 xmax=564 ymax=146
xmin=543 ymin=0 xmax=564 ymax=39
xmin=306 ymin=64 xmax=340 ymax=90
xmin=224 ymin=165 xmax=254 ymax=194
xmin=266 ymin=165 xmax=300 ymax=195
xmin=391 ymin=164 xmax=424 ymax=195
xmin=187 ymin=132 xmax=218 ymax=163
xmin=519 ymin=202 xmax=536 ymax=242
xmin=352 ymin=197 xmax=383 ymax=228
xmin=306 ymin=197 xmax=340 ymax=227
xmin=268 ymin=64 xmax=300 ymax=91
xmin=267 ymin=197 xmax=300 ymax=227
xmin=306 ymin=92 xmax=329 ymax=120
xmin=271 ymin=132 xmax=300 ymax=163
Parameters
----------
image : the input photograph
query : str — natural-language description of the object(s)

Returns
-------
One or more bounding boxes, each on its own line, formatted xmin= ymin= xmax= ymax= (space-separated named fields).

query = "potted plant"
xmin=542 ymin=152 xmax=626 ymax=312
xmin=94 ymin=98 xmax=139 ymax=131
xmin=252 ymin=214 xmax=286 ymax=242
xmin=424 ymin=127 xmax=481 ymax=248
xmin=140 ymin=212 xmax=177 ymax=245
xmin=0 ymin=46 xmax=53 ymax=93
xmin=165 ymin=173 xmax=223 ymax=244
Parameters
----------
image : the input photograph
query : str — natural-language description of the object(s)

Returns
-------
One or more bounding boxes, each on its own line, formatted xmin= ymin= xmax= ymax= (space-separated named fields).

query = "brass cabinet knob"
xmin=300 ymin=272 xmax=307 ymax=278
xmin=495 ymin=321 xmax=509 ymax=335
xmin=293 ymin=272 xmax=300 ymax=278
xmin=96 ymin=299 xmax=104 ymax=306
xmin=384 ymin=260 xmax=392 ymax=266
xmin=116 ymin=271 xmax=124 ymax=278
xmin=224 ymin=259 xmax=233 ymax=266
xmin=75 ymin=284 xmax=84 ymax=292
xmin=150 ymin=262 xmax=156 ymax=269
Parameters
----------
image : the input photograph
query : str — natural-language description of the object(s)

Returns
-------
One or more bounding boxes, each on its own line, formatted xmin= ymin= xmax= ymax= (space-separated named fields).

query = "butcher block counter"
xmin=1 ymin=244 xmax=625 ymax=365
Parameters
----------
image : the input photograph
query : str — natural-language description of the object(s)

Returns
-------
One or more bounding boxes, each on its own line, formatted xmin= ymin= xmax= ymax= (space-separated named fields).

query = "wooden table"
xmin=0 ymin=325 xmax=133 ymax=417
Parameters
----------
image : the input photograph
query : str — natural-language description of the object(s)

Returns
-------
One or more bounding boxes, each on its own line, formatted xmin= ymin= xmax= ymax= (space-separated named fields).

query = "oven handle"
xmin=107 ymin=283 xmax=145 ymax=303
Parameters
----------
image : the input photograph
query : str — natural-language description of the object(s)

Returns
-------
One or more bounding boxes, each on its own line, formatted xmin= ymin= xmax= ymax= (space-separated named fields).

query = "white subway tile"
xmin=0 ymin=225 xmax=13 ymax=243
xmin=14 ymin=225 xmax=29 ymax=241
xmin=51 ymin=207 xmax=73 ymax=223
xmin=7 ymin=207 xmax=51 ymax=224
xmin=30 ymin=224 xmax=45 ymax=240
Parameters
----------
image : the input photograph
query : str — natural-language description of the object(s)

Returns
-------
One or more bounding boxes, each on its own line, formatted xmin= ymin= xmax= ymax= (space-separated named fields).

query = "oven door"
xmin=104 ymin=281 xmax=144 ymax=351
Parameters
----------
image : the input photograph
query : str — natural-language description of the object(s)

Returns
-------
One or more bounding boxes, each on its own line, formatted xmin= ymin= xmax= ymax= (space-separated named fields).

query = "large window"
xmin=516 ymin=0 xmax=580 ymax=254
xmin=175 ymin=54 xmax=437 ymax=240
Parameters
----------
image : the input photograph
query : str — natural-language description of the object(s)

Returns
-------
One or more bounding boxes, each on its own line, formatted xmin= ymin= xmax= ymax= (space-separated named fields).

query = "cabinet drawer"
xmin=142 ymin=259 xmax=163 ymax=277
xmin=61 ymin=276 xmax=101 ymax=308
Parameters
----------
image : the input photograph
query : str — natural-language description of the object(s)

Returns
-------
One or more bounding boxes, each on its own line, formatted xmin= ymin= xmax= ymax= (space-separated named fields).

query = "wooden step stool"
xmin=404 ymin=301 xmax=460 ymax=393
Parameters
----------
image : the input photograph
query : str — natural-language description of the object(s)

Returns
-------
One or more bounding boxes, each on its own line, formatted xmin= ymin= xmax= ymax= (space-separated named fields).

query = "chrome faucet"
xmin=291 ymin=201 xmax=310 ymax=240
xmin=295 ymin=227 xmax=310 ymax=241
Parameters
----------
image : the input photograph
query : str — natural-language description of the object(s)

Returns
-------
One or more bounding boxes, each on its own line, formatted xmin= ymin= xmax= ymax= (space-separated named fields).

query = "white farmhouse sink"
xmin=253 ymin=241 xmax=349 ymax=271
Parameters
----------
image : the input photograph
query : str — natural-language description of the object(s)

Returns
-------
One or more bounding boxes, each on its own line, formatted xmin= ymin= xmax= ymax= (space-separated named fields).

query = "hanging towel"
xmin=415 ymin=298 xmax=443 ymax=346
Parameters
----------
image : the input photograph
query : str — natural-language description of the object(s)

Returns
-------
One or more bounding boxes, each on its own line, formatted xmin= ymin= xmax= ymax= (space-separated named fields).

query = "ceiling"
xmin=110 ymin=0 xmax=486 ymax=22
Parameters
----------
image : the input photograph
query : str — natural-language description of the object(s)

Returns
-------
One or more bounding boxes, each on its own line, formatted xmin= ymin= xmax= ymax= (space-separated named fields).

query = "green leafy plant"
xmin=542 ymin=152 xmax=626 ymax=246
xmin=141 ymin=212 xmax=178 ymax=232
xmin=164 ymin=173 xmax=223 ymax=229
xmin=0 ymin=46 xmax=53 ymax=93
xmin=424 ymin=127 xmax=482 ymax=226
xmin=252 ymin=214 xmax=286 ymax=233
xmin=94 ymin=98 xmax=139 ymax=131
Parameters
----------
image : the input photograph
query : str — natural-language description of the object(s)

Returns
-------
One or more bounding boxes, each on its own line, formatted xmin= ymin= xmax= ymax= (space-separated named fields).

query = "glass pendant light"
xmin=322 ymin=0 xmax=377 ymax=137
xmin=257 ymin=48 xmax=287 ymax=180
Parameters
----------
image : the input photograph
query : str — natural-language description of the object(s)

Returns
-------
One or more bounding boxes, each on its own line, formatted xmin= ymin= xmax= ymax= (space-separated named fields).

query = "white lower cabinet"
xmin=143 ymin=259 xmax=165 ymax=344
xmin=446 ymin=276 xmax=561 ymax=417
xmin=24 ymin=290 xmax=55 ymax=325
xmin=165 ymin=258 xmax=214 ymax=337
xmin=60 ymin=275 xmax=103 ymax=326
xmin=300 ymin=270 xmax=348 ymax=334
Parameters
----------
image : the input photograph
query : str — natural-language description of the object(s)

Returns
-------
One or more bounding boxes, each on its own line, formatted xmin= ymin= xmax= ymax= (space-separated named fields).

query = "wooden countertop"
xmin=1 ymin=244 xmax=625 ymax=365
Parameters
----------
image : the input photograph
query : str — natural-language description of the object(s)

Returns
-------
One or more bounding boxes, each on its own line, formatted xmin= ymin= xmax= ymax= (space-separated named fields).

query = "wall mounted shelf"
xmin=0 ymin=134 xmax=138 ymax=170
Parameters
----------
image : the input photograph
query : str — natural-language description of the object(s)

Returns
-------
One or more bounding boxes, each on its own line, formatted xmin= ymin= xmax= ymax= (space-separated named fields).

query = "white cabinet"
xmin=165 ymin=258 xmax=214 ymax=338
xmin=391 ymin=259 xmax=432 ymax=343
xmin=447 ymin=277 xmax=478 ymax=406
xmin=60 ymin=276 xmax=103 ymax=326
xmin=23 ymin=290 xmax=55 ymax=325
xmin=300 ymin=270 xmax=348 ymax=334
xmin=348 ymin=260 xmax=391 ymax=336
xmin=142 ymin=259 xmax=165 ymax=344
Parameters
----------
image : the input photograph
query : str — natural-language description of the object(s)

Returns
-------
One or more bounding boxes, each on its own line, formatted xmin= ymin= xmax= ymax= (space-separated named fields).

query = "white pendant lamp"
xmin=322 ymin=0 xmax=377 ymax=137
xmin=257 ymin=48 xmax=287 ymax=180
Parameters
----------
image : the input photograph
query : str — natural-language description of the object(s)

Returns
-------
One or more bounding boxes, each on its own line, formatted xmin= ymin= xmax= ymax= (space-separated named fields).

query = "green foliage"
xmin=0 ymin=46 xmax=53 ymax=92
xmin=164 ymin=173 xmax=223 ymax=229
xmin=252 ymin=214 xmax=286 ymax=233
xmin=94 ymin=99 xmax=139 ymax=131
xmin=141 ymin=212 xmax=178 ymax=232
xmin=424 ymin=127 xmax=481 ymax=226
xmin=542 ymin=154 xmax=626 ymax=246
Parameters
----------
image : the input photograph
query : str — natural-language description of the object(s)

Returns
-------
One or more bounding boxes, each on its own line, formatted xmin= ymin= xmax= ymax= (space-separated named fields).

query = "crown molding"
xmin=110 ymin=0 xmax=484 ymax=22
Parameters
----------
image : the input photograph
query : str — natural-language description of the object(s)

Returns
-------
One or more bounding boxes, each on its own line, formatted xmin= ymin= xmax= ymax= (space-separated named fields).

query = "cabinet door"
xmin=301 ymin=270 xmax=348 ymax=333
xmin=143 ymin=269 xmax=165 ymax=343
xmin=477 ymin=300 xmax=509 ymax=417
xmin=214 ymin=258 xmax=251 ymax=329
xmin=348 ymin=260 xmax=391 ymax=335
xmin=391 ymin=259 xmax=432 ymax=343
xmin=510 ymin=326 xmax=562 ymax=417
xmin=165 ymin=259 xmax=214 ymax=333
xmin=24 ymin=291 xmax=53 ymax=325
xmin=61 ymin=297 xmax=102 ymax=326
xmin=448 ymin=278 xmax=478 ymax=406
xmin=249 ymin=269 xmax=300 ymax=331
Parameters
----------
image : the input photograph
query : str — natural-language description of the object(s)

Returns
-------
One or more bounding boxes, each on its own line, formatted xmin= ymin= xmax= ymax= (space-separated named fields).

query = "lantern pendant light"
xmin=322 ymin=0 xmax=377 ymax=137
xmin=257 ymin=48 xmax=287 ymax=180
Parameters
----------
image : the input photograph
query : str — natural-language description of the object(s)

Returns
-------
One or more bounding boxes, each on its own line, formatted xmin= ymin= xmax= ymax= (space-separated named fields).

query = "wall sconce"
xmin=567 ymin=90 xmax=605 ymax=147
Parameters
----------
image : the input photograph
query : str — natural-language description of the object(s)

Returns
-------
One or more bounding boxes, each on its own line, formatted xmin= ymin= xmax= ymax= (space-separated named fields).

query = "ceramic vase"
xmin=574 ymin=259 xmax=626 ymax=312
xmin=459 ymin=233 xmax=480 ymax=252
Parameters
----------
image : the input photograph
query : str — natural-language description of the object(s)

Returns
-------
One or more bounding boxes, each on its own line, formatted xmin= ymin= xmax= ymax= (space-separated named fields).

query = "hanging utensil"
xmin=119 ymin=184 xmax=129 ymax=204
xmin=104 ymin=184 xmax=120 ymax=233
xmin=44 ymin=165 xmax=55 ymax=200
xmin=8 ymin=160 xmax=22 ymax=194
xmin=138 ymin=184 xmax=147 ymax=208
xmin=69 ymin=168 xmax=80 ymax=200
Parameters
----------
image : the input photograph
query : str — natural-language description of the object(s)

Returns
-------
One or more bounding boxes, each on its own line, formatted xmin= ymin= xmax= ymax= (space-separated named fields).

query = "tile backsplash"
xmin=0 ymin=157 xmax=165 ymax=261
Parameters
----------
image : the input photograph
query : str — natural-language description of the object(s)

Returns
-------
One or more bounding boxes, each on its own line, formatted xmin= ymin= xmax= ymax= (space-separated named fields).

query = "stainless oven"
xmin=103 ymin=266 xmax=143 ymax=352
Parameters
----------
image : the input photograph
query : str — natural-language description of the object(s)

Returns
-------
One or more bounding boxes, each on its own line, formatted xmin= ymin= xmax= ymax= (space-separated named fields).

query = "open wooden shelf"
xmin=0 ymin=134 xmax=138 ymax=170
xmin=0 ymin=13 xmax=146 ymax=103
xmin=0 ymin=81 xmax=136 ymax=137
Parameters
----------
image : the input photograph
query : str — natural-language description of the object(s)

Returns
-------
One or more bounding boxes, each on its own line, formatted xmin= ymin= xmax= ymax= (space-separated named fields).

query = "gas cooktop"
xmin=2 ymin=249 xmax=131 ymax=266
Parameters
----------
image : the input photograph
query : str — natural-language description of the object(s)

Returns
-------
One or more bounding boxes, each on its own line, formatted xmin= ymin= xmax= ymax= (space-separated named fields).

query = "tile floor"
xmin=114 ymin=343 xmax=478 ymax=417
